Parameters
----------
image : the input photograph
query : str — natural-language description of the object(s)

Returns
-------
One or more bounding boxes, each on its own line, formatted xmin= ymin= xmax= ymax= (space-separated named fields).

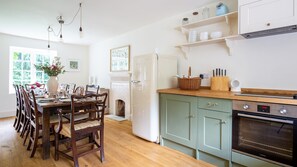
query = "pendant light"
xmin=47 ymin=2 xmax=83 ymax=48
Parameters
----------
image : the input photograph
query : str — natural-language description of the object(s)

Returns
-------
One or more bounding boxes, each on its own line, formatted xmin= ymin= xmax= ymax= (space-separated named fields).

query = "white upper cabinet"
xmin=239 ymin=0 xmax=297 ymax=34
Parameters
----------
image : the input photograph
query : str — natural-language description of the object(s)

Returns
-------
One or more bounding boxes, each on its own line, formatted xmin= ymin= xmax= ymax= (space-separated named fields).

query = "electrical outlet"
xmin=200 ymin=73 xmax=210 ymax=79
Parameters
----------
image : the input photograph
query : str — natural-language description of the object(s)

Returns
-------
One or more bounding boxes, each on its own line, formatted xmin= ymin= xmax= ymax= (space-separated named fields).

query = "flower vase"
xmin=47 ymin=76 xmax=59 ymax=96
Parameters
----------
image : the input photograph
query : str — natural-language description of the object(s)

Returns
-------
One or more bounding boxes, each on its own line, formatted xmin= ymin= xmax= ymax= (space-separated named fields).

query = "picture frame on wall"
xmin=67 ymin=59 xmax=80 ymax=71
xmin=110 ymin=45 xmax=130 ymax=72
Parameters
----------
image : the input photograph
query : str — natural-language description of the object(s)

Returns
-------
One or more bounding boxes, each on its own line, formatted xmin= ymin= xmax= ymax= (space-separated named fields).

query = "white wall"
xmin=89 ymin=2 xmax=297 ymax=91
xmin=0 ymin=33 xmax=89 ymax=118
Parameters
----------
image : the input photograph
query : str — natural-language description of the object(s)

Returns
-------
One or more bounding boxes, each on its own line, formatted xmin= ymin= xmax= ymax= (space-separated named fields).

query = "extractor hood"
xmin=241 ymin=25 xmax=297 ymax=39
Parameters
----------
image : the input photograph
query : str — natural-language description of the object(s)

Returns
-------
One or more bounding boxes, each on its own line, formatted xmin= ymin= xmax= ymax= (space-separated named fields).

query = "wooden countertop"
xmin=158 ymin=88 xmax=297 ymax=105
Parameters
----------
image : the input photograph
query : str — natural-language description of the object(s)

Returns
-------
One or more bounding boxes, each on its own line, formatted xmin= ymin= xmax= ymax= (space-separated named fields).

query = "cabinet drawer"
xmin=198 ymin=97 xmax=231 ymax=112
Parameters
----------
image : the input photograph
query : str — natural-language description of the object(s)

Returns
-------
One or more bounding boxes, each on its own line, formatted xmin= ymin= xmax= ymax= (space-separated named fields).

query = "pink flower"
xmin=31 ymin=85 xmax=35 ymax=89
xmin=35 ymin=82 xmax=41 ymax=88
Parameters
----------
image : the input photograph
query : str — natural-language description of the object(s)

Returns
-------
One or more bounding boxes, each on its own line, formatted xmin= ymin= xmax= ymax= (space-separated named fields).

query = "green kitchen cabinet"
xmin=160 ymin=94 xmax=198 ymax=149
xmin=197 ymin=97 xmax=232 ymax=161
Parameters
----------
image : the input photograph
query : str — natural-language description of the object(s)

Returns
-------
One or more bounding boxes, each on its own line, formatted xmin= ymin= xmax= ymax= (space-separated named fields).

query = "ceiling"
xmin=0 ymin=0 xmax=217 ymax=46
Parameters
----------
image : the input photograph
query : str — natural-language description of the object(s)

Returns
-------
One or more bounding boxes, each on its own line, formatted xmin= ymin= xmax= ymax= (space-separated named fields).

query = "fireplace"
xmin=109 ymin=72 xmax=131 ymax=120
xmin=115 ymin=99 xmax=125 ymax=117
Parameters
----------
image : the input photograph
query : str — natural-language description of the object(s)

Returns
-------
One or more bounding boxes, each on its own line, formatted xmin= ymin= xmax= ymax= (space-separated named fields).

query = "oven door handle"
xmin=237 ymin=113 xmax=294 ymax=124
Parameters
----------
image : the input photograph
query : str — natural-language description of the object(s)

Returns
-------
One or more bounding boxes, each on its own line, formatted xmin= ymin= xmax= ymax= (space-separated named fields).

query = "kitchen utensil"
xmin=188 ymin=66 xmax=191 ymax=78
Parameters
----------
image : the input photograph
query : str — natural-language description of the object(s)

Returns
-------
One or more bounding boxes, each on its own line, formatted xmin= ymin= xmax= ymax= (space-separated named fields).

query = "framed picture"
xmin=110 ymin=45 xmax=130 ymax=72
xmin=67 ymin=59 xmax=80 ymax=71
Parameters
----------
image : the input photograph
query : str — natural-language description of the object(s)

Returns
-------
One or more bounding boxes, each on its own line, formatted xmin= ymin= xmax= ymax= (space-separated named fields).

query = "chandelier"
xmin=47 ymin=3 xmax=83 ymax=48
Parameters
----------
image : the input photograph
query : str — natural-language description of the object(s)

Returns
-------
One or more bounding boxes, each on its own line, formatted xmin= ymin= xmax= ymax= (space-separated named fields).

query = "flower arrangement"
xmin=30 ymin=82 xmax=42 ymax=89
xmin=34 ymin=57 xmax=65 ymax=76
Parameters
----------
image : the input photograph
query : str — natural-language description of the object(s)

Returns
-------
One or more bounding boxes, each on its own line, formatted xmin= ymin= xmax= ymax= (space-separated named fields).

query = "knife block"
xmin=211 ymin=77 xmax=230 ymax=91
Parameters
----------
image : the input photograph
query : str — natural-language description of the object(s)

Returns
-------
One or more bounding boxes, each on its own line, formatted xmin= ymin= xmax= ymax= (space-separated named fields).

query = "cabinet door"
xmin=160 ymin=94 xmax=197 ymax=148
xmin=198 ymin=109 xmax=231 ymax=160
xmin=240 ymin=0 xmax=297 ymax=34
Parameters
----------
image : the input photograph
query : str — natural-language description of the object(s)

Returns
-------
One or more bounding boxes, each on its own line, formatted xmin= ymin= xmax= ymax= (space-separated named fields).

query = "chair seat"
xmin=55 ymin=120 xmax=101 ymax=137
xmin=50 ymin=115 xmax=69 ymax=124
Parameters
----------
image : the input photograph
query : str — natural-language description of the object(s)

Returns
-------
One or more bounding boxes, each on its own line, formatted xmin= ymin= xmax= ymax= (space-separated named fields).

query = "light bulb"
xmin=59 ymin=34 xmax=64 ymax=43
xmin=79 ymin=27 xmax=83 ymax=38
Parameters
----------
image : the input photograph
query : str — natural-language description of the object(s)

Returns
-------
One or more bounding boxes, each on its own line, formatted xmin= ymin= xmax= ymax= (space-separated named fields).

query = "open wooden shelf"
xmin=175 ymin=11 xmax=238 ymax=31
xmin=175 ymin=35 xmax=241 ymax=47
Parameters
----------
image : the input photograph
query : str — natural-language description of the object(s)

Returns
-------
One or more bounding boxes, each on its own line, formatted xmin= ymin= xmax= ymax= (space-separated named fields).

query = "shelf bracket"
xmin=225 ymin=38 xmax=233 ymax=56
xmin=224 ymin=15 xmax=229 ymax=25
xmin=181 ymin=27 xmax=188 ymax=35
xmin=176 ymin=46 xmax=190 ymax=59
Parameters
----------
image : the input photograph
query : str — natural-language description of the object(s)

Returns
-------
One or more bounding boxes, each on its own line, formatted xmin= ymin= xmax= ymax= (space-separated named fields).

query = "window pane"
xmin=36 ymin=72 xmax=43 ymax=81
xmin=13 ymin=62 xmax=22 ymax=70
xmin=14 ymin=81 xmax=22 ymax=85
xmin=44 ymin=74 xmax=49 ymax=80
xmin=23 ymin=71 xmax=31 ymax=80
xmin=44 ymin=55 xmax=50 ymax=64
xmin=22 ymin=80 xmax=31 ymax=85
xmin=13 ymin=71 xmax=22 ymax=80
xmin=36 ymin=54 xmax=43 ymax=64
xmin=13 ymin=52 xmax=22 ymax=61
xmin=23 ymin=62 xmax=31 ymax=70
xmin=23 ymin=54 xmax=31 ymax=61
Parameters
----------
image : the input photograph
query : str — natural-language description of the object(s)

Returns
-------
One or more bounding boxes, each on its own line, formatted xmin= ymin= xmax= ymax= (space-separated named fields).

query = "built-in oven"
xmin=232 ymin=100 xmax=297 ymax=167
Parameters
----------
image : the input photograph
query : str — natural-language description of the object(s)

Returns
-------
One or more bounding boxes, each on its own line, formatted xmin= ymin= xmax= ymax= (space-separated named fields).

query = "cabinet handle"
xmin=207 ymin=102 xmax=212 ymax=107
xmin=266 ymin=23 xmax=271 ymax=26
xmin=213 ymin=103 xmax=218 ymax=107
xmin=189 ymin=115 xmax=195 ymax=118
xmin=220 ymin=121 xmax=226 ymax=124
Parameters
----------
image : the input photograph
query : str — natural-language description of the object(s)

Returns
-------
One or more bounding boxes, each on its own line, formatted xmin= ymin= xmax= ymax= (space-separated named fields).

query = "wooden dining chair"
xmin=25 ymin=83 xmax=46 ymax=91
xmin=21 ymin=88 xmax=68 ymax=157
xmin=85 ymin=84 xmax=100 ymax=95
xmin=54 ymin=93 xmax=108 ymax=167
xmin=13 ymin=84 xmax=22 ymax=132
xmin=74 ymin=86 xmax=84 ymax=95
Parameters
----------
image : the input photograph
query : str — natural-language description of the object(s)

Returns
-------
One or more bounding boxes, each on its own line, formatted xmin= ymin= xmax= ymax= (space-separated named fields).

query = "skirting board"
xmin=0 ymin=111 xmax=14 ymax=118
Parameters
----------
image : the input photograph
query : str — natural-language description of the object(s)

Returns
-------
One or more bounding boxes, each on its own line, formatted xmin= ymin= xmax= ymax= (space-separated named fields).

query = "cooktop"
xmin=234 ymin=93 xmax=297 ymax=100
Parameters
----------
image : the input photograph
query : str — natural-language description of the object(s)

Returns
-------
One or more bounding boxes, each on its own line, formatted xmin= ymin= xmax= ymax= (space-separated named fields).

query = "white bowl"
xmin=210 ymin=31 xmax=222 ymax=39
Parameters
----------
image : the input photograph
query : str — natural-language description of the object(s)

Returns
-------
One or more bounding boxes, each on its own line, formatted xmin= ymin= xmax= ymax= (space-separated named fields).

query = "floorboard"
xmin=0 ymin=117 xmax=214 ymax=167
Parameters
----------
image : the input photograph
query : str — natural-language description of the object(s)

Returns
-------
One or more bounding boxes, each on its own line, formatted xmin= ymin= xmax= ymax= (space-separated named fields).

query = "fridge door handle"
xmin=131 ymin=80 xmax=141 ymax=83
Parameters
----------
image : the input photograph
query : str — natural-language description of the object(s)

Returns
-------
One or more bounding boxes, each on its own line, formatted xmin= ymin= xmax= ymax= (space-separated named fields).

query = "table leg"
xmin=42 ymin=109 xmax=50 ymax=159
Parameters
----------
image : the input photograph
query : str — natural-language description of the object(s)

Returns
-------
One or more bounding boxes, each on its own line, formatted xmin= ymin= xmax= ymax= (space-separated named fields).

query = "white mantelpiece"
xmin=109 ymin=72 xmax=131 ymax=120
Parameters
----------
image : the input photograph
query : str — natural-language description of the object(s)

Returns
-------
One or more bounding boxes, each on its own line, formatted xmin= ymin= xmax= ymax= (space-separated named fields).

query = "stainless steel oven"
xmin=232 ymin=100 xmax=297 ymax=166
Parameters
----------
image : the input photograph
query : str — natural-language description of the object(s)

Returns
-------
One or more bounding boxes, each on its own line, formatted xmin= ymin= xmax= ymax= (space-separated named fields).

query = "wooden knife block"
xmin=211 ymin=77 xmax=230 ymax=91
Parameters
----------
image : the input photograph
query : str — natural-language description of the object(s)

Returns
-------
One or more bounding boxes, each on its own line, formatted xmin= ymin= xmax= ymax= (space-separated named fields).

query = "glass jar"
xmin=202 ymin=7 xmax=209 ymax=19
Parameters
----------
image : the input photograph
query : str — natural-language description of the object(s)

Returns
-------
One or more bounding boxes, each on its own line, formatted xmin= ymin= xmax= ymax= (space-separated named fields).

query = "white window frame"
xmin=9 ymin=46 xmax=57 ymax=94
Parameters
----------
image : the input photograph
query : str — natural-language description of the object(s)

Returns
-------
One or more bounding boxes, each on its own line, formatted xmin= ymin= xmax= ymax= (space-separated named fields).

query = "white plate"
xmin=59 ymin=99 xmax=78 ymax=103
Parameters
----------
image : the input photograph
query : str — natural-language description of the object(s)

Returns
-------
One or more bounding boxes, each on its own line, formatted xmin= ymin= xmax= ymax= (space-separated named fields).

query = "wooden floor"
xmin=0 ymin=117 xmax=214 ymax=167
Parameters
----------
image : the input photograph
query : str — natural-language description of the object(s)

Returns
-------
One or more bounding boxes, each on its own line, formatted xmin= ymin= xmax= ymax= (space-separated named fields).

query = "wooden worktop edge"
xmin=158 ymin=88 xmax=297 ymax=105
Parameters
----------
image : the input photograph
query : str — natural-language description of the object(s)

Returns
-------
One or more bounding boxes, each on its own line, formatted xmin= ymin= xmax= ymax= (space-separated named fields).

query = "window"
xmin=9 ymin=46 xmax=57 ymax=93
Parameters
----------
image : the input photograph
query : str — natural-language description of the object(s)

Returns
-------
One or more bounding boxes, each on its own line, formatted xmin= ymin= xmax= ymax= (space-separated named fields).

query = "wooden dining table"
xmin=36 ymin=97 xmax=101 ymax=159
xmin=36 ymin=100 xmax=71 ymax=160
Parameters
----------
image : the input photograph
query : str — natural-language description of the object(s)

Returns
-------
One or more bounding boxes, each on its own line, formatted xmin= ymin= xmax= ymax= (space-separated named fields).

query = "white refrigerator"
xmin=131 ymin=53 xmax=177 ymax=142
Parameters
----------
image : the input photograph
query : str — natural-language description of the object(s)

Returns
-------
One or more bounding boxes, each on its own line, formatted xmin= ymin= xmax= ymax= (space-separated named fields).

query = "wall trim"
xmin=0 ymin=111 xmax=15 ymax=118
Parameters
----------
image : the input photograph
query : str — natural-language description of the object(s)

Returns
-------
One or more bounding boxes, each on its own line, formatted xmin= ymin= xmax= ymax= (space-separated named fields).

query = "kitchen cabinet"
xmin=160 ymin=94 xmax=197 ymax=149
xmin=197 ymin=97 xmax=232 ymax=161
xmin=239 ymin=0 xmax=297 ymax=34
xmin=175 ymin=11 xmax=239 ymax=56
